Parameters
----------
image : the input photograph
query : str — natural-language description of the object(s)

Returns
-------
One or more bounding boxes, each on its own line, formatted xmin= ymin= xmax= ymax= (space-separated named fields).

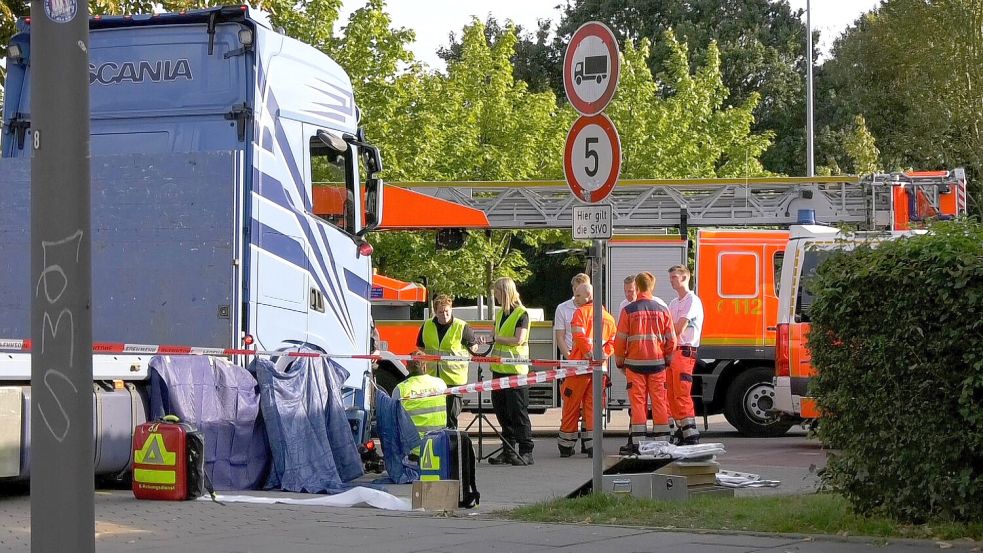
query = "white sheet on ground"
xmin=198 ymin=486 xmax=412 ymax=511
xmin=716 ymin=470 xmax=781 ymax=488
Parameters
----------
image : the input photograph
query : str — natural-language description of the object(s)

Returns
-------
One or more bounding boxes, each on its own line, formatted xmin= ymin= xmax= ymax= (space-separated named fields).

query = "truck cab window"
xmin=311 ymin=137 xmax=355 ymax=234
xmin=794 ymin=249 xmax=830 ymax=322
xmin=773 ymin=251 xmax=784 ymax=297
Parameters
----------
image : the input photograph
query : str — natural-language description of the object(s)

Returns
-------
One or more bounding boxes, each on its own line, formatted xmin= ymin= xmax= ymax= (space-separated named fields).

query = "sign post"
xmin=30 ymin=0 xmax=94 ymax=551
xmin=563 ymin=21 xmax=620 ymax=495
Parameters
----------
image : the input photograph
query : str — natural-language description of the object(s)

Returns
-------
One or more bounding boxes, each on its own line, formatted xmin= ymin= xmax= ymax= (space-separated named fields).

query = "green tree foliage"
xmin=816 ymin=115 xmax=880 ymax=176
xmin=818 ymin=0 xmax=983 ymax=207
xmin=607 ymin=33 xmax=772 ymax=179
xmin=437 ymin=16 xmax=559 ymax=94
xmin=808 ymin=221 xmax=983 ymax=522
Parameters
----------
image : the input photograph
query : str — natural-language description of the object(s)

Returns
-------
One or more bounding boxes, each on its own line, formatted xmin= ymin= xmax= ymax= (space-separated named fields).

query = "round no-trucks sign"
xmin=563 ymin=113 xmax=622 ymax=203
xmin=563 ymin=22 xmax=621 ymax=116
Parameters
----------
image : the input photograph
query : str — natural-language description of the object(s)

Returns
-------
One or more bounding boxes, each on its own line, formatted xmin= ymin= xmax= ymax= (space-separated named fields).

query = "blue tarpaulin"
xmin=148 ymin=355 xmax=270 ymax=491
xmin=254 ymin=354 xmax=364 ymax=493
xmin=372 ymin=388 xmax=421 ymax=484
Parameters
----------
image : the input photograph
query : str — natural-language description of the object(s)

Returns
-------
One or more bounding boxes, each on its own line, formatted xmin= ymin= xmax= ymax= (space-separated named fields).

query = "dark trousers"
xmin=446 ymin=394 xmax=462 ymax=429
xmin=490 ymin=373 xmax=533 ymax=454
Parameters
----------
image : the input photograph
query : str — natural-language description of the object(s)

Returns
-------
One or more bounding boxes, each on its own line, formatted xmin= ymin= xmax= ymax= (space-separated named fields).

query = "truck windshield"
xmin=794 ymin=249 xmax=832 ymax=322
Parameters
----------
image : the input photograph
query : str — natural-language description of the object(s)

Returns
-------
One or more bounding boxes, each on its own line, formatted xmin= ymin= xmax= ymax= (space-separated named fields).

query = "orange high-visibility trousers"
xmin=668 ymin=352 xmax=700 ymax=440
xmin=626 ymin=369 xmax=669 ymax=437
xmin=560 ymin=375 xmax=595 ymax=434
xmin=667 ymin=353 xmax=696 ymax=420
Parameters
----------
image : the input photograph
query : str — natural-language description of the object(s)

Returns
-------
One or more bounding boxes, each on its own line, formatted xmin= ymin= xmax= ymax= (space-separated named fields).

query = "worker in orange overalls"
xmin=613 ymin=272 xmax=677 ymax=454
xmin=558 ymin=283 xmax=616 ymax=458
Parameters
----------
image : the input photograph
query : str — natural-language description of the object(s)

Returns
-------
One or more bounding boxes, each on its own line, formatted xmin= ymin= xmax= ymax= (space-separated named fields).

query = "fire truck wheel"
xmin=724 ymin=367 xmax=794 ymax=437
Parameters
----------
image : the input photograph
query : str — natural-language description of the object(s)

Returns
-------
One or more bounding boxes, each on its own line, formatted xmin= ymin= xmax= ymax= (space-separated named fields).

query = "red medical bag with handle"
xmin=132 ymin=415 xmax=208 ymax=501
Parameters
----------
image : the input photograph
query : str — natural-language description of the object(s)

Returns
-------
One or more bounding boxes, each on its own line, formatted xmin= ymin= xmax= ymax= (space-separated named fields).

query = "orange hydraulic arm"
xmin=312 ymin=184 xmax=490 ymax=230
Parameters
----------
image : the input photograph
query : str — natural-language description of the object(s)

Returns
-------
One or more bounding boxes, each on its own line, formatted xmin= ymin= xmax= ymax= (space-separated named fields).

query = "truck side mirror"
xmin=357 ymin=177 xmax=383 ymax=238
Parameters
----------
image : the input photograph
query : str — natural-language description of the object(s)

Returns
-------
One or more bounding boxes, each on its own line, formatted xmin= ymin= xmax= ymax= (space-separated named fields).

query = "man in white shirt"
xmin=617 ymin=274 xmax=636 ymax=324
xmin=554 ymin=273 xmax=591 ymax=452
xmin=554 ymin=273 xmax=591 ymax=360
xmin=667 ymin=264 xmax=705 ymax=445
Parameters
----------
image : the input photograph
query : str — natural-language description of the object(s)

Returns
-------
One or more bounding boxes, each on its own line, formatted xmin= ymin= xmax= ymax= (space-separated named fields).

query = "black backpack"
xmin=420 ymin=429 xmax=480 ymax=508
xmin=456 ymin=432 xmax=480 ymax=509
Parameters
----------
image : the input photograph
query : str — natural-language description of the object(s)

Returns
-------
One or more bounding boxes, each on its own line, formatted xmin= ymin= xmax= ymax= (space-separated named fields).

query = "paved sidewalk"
xmin=1 ymin=490 xmax=978 ymax=553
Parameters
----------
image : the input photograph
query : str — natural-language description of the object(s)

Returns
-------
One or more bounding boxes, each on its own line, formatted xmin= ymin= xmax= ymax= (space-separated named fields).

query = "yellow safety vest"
xmin=395 ymin=374 xmax=448 ymax=454
xmin=422 ymin=318 xmax=470 ymax=386
xmin=491 ymin=306 xmax=529 ymax=375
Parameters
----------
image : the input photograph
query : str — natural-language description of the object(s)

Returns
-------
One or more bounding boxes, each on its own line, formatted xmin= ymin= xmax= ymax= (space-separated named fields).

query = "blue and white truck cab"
xmin=0 ymin=6 xmax=383 ymax=477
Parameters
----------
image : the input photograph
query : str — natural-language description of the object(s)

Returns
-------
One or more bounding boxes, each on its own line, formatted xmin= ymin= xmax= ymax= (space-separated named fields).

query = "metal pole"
xmin=806 ymin=0 xmax=815 ymax=177
xmin=30 ymin=0 xmax=94 ymax=551
xmin=590 ymin=239 xmax=604 ymax=493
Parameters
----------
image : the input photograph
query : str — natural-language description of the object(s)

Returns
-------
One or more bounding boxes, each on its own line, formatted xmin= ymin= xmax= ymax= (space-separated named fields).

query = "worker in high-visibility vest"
xmin=486 ymin=277 xmax=534 ymax=467
xmin=559 ymin=283 xmax=616 ymax=458
xmin=416 ymin=294 xmax=481 ymax=429
xmin=394 ymin=351 xmax=448 ymax=458
xmin=613 ymin=272 xmax=677 ymax=453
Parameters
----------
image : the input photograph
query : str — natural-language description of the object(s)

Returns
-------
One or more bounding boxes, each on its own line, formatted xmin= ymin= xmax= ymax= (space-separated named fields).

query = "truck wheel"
xmin=576 ymin=76 xmax=582 ymax=85
xmin=723 ymin=367 xmax=794 ymax=437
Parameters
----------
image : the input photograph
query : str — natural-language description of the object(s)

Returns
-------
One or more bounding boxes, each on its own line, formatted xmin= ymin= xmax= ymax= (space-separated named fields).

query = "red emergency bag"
xmin=132 ymin=415 xmax=208 ymax=501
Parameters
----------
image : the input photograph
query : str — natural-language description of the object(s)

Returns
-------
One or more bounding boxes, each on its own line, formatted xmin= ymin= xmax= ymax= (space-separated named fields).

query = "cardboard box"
xmin=657 ymin=461 xmax=719 ymax=486
xmin=412 ymin=480 xmax=459 ymax=511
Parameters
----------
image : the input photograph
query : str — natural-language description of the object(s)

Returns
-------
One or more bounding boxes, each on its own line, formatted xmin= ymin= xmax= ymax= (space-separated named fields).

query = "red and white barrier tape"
xmin=433 ymin=365 xmax=603 ymax=398
xmin=0 ymin=338 xmax=603 ymax=370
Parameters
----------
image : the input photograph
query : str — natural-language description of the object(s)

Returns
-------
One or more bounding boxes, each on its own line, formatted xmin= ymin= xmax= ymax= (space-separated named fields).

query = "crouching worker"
xmin=394 ymin=351 xmax=448 ymax=461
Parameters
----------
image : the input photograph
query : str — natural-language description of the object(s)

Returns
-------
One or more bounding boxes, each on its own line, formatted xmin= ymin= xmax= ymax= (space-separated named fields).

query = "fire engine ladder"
xmin=389 ymin=176 xmax=894 ymax=229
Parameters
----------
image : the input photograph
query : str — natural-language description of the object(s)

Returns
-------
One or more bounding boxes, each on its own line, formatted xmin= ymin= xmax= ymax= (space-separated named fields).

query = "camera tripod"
xmin=463 ymin=362 xmax=525 ymax=464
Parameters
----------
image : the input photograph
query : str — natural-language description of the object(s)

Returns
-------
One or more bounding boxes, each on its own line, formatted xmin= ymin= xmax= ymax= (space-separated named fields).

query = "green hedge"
xmin=808 ymin=220 xmax=983 ymax=523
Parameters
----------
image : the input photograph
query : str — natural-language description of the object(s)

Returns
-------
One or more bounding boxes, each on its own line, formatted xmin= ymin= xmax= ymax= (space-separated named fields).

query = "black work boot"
xmin=512 ymin=452 xmax=534 ymax=466
xmin=681 ymin=435 xmax=701 ymax=446
xmin=619 ymin=442 xmax=639 ymax=456
xmin=558 ymin=445 xmax=574 ymax=458
xmin=487 ymin=449 xmax=519 ymax=465
xmin=585 ymin=447 xmax=594 ymax=459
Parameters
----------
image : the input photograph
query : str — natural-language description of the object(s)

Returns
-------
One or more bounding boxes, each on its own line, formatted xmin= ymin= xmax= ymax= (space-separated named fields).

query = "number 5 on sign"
xmin=564 ymin=113 xmax=622 ymax=203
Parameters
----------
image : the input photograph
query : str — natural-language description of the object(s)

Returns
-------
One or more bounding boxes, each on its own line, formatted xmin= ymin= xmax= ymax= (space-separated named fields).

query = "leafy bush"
xmin=808 ymin=220 xmax=983 ymax=523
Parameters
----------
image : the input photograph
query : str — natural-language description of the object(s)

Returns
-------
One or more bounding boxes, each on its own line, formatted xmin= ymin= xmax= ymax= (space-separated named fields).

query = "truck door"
xmin=784 ymin=247 xmax=830 ymax=418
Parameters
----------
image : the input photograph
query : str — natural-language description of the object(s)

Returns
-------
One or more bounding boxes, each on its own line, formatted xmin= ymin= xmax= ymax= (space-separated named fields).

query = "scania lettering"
xmin=89 ymin=59 xmax=193 ymax=85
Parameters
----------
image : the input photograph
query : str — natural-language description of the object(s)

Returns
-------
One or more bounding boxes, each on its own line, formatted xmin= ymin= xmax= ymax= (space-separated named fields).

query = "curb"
xmin=478 ymin=516 xmax=983 ymax=549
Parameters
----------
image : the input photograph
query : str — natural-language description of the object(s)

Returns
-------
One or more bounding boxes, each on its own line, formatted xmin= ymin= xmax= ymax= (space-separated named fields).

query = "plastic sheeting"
xmin=637 ymin=441 xmax=727 ymax=459
xmin=255 ymin=354 xmax=364 ymax=493
xmin=372 ymin=388 xmax=421 ymax=484
xmin=201 ymin=487 xmax=411 ymax=511
xmin=148 ymin=355 xmax=270 ymax=491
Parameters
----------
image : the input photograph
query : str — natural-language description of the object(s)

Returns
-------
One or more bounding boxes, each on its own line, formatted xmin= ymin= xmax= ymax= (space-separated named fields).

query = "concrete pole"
xmin=590 ymin=239 xmax=604 ymax=493
xmin=806 ymin=0 xmax=815 ymax=177
xmin=30 ymin=1 xmax=94 ymax=552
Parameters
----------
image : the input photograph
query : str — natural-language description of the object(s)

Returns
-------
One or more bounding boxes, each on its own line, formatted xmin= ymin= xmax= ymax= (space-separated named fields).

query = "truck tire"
xmin=723 ymin=367 xmax=794 ymax=437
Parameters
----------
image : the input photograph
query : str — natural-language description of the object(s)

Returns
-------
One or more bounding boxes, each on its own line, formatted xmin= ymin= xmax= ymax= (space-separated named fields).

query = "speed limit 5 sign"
xmin=563 ymin=113 xmax=622 ymax=203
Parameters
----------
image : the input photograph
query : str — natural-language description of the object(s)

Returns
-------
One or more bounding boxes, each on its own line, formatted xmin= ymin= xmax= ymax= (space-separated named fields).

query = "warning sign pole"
xmin=563 ymin=20 xmax=620 ymax=495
